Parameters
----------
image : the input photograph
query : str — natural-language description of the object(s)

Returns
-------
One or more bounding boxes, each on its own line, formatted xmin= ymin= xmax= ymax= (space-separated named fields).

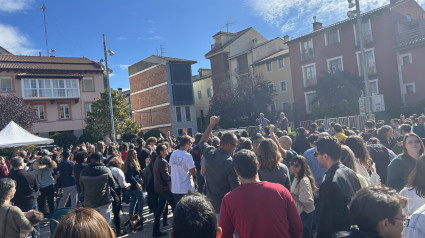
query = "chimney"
xmin=312 ymin=16 xmax=323 ymax=31
xmin=390 ymin=0 xmax=400 ymax=5
xmin=283 ymin=35 xmax=290 ymax=42
xmin=118 ymin=88 xmax=123 ymax=94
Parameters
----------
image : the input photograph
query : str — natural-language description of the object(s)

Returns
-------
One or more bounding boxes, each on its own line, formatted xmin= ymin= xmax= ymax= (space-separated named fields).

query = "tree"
xmin=0 ymin=94 xmax=39 ymax=131
xmin=311 ymin=70 xmax=363 ymax=118
xmin=51 ymin=132 xmax=78 ymax=148
xmin=209 ymin=73 xmax=274 ymax=128
xmin=85 ymin=89 xmax=140 ymax=139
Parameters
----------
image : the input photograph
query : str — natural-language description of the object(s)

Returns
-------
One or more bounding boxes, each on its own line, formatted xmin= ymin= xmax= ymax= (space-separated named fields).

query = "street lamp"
xmin=348 ymin=0 xmax=372 ymax=114
xmin=102 ymin=34 xmax=116 ymax=142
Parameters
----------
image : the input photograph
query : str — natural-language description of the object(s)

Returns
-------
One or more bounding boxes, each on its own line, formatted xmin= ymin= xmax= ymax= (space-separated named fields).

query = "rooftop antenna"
xmin=39 ymin=0 xmax=50 ymax=56
xmin=160 ymin=45 xmax=165 ymax=56
xmin=222 ymin=22 xmax=235 ymax=32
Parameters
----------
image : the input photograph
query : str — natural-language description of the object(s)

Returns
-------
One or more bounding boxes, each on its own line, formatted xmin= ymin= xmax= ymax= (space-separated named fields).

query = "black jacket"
xmin=125 ymin=165 xmax=142 ymax=191
xmin=317 ymin=162 xmax=361 ymax=238
xmin=333 ymin=227 xmax=384 ymax=238
xmin=367 ymin=144 xmax=390 ymax=185
xmin=80 ymin=162 xmax=115 ymax=208
xmin=8 ymin=169 xmax=39 ymax=209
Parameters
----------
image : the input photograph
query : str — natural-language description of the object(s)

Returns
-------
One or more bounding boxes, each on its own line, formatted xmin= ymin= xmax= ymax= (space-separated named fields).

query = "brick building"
xmin=286 ymin=0 xmax=425 ymax=120
xmin=0 ymin=54 xmax=104 ymax=137
xmin=128 ymin=55 xmax=198 ymax=136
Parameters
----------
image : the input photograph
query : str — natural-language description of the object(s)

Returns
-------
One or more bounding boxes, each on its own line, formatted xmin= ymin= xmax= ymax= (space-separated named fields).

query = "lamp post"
xmin=102 ymin=34 xmax=116 ymax=142
xmin=348 ymin=0 xmax=372 ymax=114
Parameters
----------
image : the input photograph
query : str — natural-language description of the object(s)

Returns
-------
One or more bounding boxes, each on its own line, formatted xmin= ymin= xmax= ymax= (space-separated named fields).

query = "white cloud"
xmin=246 ymin=0 xmax=394 ymax=35
xmin=0 ymin=0 xmax=34 ymax=13
xmin=137 ymin=35 xmax=162 ymax=40
xmin=0 ymin=23 xmax=39 ymax=55
xmin=115 ymin=64 xmax=130 ymax=70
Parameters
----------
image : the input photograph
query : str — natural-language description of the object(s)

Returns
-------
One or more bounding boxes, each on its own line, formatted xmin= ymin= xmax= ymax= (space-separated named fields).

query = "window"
xmin=176 ymin=107 xmax=182 ymax=122
xmin=177 ymin=128 xmax=193 ymax=136
xmin=405 ymin=83 xmax=415 ymax=94
xmin=207 ymin=88 xmax=211 ymax=98
xmin=185 ymin=106 xmax=191 ymax=121
xmin=83 ymin=77 xmax=94 ymax=91
xmin=282 ymin=102 xmax=290 ymax=113
xmin=354 ymin=19 xmax=373 ymax=45
xmin=402 ymin=55 xmax=411 ymax=65
xmin=22 ymin=79 xmax=80 ymax=99
xmin=279 ymin=80 xmax=287 ymax=92
xmin=305 ymin=91 xmax=318 ymax=114
xmin=237 ymin=54 xmax=249 ymax=75
xmin=406 ymin=14 xmax=412 ymax=22
xmin=85 ymin=103 xmax=93 ymax=117
xmin=270 ymin=103 xmax=276 ymax=112
xmin=356 ymin=49 xmax=376 ymax=75
xmin=325 ymin=29 xmax=340 ymax=46
xmin=267 ymin=83 xmax=276 ymax=94
xmin=278 ymin=58 xmax=284 ymax=69
xmin=0 ymin=77 xmax=12 ymax=92
xmin=302 ymin=63 xmax=317 ymax=87
xmin=300 ymin=39 xmax=314 ymax=60
xmin=198 ymin=90 xmax=202 ymax=99
xmin=368 ymin=79 xmax=379 ymax=96
xmin=266 ymin=62 xmax=272 ymax=72
xmin=59 ymin=104 xmax=70 ymax=119
xmin=33 ymin=105 xmax=45 ymax=120
xmin=327 ymin=56 xmax=343 ymax=73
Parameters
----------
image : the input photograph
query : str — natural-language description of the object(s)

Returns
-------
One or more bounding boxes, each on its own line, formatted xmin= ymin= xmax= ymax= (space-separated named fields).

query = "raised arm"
xmin=200 ymin=116 xmax=220 ymax=143
xmin=269 ymin=124 xmax=287 ymax=159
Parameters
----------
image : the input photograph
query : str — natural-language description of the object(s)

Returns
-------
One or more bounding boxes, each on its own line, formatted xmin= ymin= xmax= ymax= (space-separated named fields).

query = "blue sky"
xmin=1 ymin=0 xmax=423 ymax=90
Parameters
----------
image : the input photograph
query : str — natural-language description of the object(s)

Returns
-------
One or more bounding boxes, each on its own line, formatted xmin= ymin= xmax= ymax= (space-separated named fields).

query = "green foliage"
xmin=121 ymin=133 xmax=137 ymax=142
xmin=51 ymin=132 xmax=78 ymax=148
xmin=0 ymin=145 xmax=36 ymax=159
xmin=78 ymin=131 xmax=102 ymax=144
xmin=143 ymin=130 xmax=165 ymax=140
xmin=311 ymin=71 xmax=363 ymax=119
xmin=85 ymin=89 xmax=140 ymax=139
xmin=208 ymin=73 xmax=274 ymax=128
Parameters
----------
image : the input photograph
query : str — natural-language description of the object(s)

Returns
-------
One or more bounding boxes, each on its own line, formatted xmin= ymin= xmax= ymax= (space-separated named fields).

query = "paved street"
xmin=40 ymin=203 xmax=174 ymax=238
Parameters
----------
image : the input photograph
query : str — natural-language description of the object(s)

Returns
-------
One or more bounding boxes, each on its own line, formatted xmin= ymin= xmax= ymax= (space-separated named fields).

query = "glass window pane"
xmin=1 ymin=78 xmax=12 ymax=91
xmin=59 ymin=80 xmax=65 ymax=88
xmin=176 ymin=107 xmax=182 ymax=122
xmin=83 ymin=78 xmax=93 ymax=91
xmin=185 ymin=106 xmax=191 ymax=121
xmin=52 ymin=80 xmax=59 ymax=88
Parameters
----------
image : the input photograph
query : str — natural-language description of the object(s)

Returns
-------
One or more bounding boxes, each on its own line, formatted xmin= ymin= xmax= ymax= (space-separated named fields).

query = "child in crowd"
xmin=20 ymin=210 xmax=44 ymax=237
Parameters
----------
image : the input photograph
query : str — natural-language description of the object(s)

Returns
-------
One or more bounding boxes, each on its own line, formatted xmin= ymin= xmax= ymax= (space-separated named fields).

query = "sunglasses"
xmin=290 ymin=162 xmax=300 ymax=168
xmin=394 ymin=217 xmax=410 ymax=227
xmin=314 ymin=151 xmax=322 ymax=157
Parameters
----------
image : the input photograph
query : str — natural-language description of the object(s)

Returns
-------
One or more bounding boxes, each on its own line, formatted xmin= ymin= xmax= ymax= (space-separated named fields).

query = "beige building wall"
xmin=193 ymin=74 xmax=213 ymax=119
xmin=253 ymin=53 xmax=294 ymax=115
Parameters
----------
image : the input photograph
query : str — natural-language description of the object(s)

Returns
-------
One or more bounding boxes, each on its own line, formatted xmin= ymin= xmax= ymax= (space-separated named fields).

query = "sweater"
xmin=0 ymin=205 xmax=33 ymax=238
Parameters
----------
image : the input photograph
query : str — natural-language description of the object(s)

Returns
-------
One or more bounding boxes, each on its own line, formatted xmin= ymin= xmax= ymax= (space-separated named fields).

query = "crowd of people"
xmin=0 ymin=112 xmax=425 ymax=238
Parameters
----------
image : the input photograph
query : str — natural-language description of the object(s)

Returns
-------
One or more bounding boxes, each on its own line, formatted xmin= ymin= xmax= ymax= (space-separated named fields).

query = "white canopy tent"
xmin=0 ymin=121 xmax=54 ymax=148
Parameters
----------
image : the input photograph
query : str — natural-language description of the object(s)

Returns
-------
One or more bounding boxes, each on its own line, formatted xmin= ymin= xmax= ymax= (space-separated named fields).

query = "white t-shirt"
xmin=169 ymin=149 xmax=195 ymax=194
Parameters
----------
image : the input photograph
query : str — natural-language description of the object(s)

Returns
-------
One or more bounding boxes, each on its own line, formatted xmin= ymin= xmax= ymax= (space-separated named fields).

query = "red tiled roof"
xmin=0 ymin=55 xmax=103 ymax=72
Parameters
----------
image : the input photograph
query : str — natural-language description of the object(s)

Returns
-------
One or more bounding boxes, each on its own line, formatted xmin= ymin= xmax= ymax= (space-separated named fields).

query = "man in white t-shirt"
xmin=169 ymin=135 xmax=196 ymax=204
